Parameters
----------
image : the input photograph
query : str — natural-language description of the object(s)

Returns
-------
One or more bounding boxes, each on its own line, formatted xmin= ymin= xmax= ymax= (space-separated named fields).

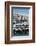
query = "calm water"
xmin=13 ymin=29 xmax=29 ymax=36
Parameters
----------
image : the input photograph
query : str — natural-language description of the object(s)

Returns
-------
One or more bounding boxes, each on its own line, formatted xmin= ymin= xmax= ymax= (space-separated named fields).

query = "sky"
xmin=12 ymin=7 xmax=30 ymax=16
